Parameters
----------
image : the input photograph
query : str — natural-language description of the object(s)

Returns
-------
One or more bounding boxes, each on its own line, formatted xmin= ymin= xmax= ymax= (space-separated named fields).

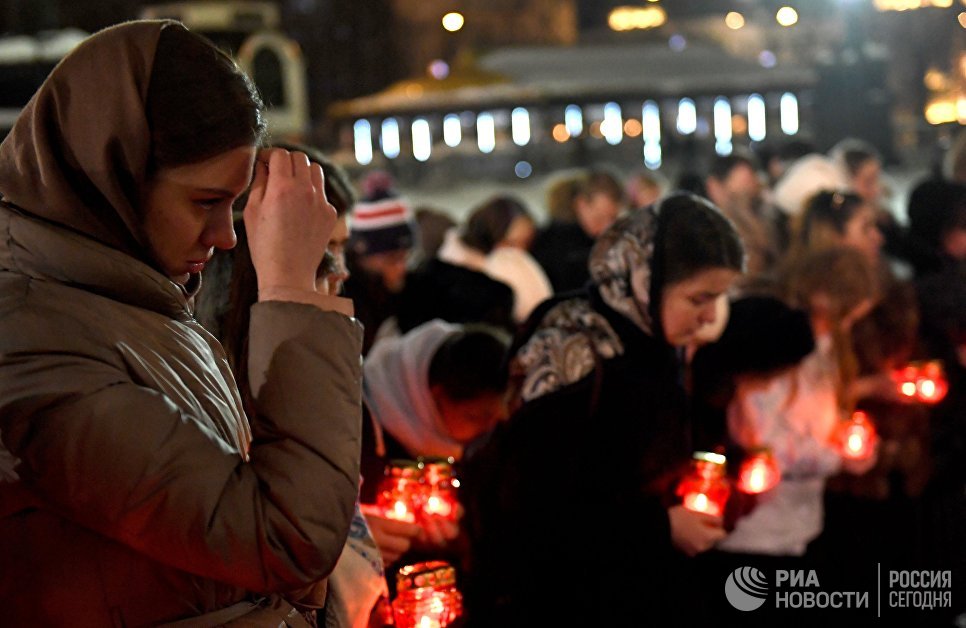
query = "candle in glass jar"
xmin=893 ymin=364 xmax=920 ymax=400
xmin=915 ymin=360 xmax=948 ymax=404
xmin=737 ymin=449 xmax=781 ymax=494
xmin=392 ymin=561 xmax=463 ymax=628
xmin=418 ymin=457 xmax=460 ymax=522
xmin=838 ymin=411 xmax=877 ymax=461
xmin=377 ymin=460 xmax=422 ymax=523
xmin=893 ymin=360 xmax=949 ymax=404
xmin=676 ymin=452 xmax=730 ymax=518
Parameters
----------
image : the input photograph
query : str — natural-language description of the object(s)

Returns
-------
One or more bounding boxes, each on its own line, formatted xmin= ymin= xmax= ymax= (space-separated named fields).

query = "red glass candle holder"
xmin=676 ymin=452 xmax=730 ymax=517
xmin=376 ymin=460 xmax=422 ymax=523
xmin=418 ymin=457 xmax=460 ymax=522
xmin=914 ymin=360 xmax=948 ymax=404
xmin=892 ymin=360 xmax=949 ymax=405
xmin=837 ymin=411 xmax=877 ymax=461
xmin=392 ymin=560 xmax=463 ymax=628
xmin=893 ymin=364 xmax=920 ymax=401
xmin=736 ymin=448 xmax=781 ymax=495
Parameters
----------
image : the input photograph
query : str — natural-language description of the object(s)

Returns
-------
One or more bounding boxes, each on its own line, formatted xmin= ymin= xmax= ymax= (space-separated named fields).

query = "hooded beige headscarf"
xmin=0 ymin=20 xmax=180 ymax=261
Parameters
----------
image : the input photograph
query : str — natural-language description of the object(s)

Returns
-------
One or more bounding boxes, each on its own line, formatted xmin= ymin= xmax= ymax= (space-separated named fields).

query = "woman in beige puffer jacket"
xmin=0 ymin=21 xmax=363 ymax=626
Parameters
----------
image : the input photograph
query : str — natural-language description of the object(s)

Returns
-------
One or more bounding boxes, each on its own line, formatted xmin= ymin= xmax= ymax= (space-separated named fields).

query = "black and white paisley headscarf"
xmin=515 ymin=206 xmax=661 ymax=402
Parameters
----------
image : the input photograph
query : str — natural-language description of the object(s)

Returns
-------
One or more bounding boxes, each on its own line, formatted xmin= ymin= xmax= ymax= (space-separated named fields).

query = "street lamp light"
xmin=726 ymin=12 xmax=745 ymax=30
xmin=776 ymin=6 xmax=799 ymax=27
xmin=442 ymin=12 xmax=464 ymax=32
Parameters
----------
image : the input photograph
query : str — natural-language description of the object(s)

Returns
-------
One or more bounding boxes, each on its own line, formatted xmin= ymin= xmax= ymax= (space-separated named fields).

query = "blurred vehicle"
xmin=140 ymin=1 xmax=309 ymax=140
xmin=0 ymin=3 xmax=308 ymax=142
xmin=0 ymin=28 xmax=89 ymax=141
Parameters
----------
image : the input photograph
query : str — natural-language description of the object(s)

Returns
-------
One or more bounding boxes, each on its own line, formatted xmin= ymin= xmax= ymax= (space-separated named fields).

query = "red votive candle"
xmin=377 ymin=460 xmax=422 ymax=524
xmin=737 ymin=448 xmax=781 ymax=495
xmin=838 ymin=411 xmax=877 ymax=461
xmin=676 ymin=452 xmax=730 ymax=517
xmin=392 ymin=561 xmax=463 ymax=628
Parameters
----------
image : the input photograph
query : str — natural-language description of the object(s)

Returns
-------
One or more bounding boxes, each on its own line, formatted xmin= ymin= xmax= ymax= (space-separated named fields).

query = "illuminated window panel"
xmin=353 ymin=119 xmax=373 ymax=165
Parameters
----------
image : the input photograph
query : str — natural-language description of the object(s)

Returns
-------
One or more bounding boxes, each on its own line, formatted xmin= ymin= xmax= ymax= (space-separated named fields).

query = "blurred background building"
xmin=1 ymin=0 xmax=964 ymax=194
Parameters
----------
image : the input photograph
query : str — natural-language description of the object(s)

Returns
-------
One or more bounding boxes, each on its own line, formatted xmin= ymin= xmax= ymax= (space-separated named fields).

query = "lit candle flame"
xmin=418 ymin=616 xmax=441 ymax=628
xmin=840 ymin=413 xmax=876 ymax=460
xmin=424 ymin=495 xmax=453 ymax=518
xmin=684 ymin=492 xmax=712 ymax=514
xmin=747 ymin=466 xmax=765 ymax=492
xmin=894 ymin=362 xmax=948 ymax=404
xmin=388 ymin=500 xmax=414 ymax=522
xmin=737 ymin=453 xmax=780 ymax=494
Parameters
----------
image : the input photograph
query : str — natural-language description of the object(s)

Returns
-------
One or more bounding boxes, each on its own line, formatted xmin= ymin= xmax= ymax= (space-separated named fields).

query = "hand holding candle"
xmin=360 ymin=504 xmax=422 ymax=566
xmin=376 ymin=458 xmax=463 ymax=553
xmin=419 ymin=457 xmax=461 ymax=523
xmin=676 ymin=452 xmax=731 ymax=518
xmin=837 ymin=411 xmax=878 ymax=461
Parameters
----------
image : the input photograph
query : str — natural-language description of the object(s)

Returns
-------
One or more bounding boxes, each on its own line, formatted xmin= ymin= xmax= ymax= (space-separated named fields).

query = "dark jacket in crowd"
xmin=462 ymin=287 xmax=690 ymax=626
xmin=530 ymin=220 xmax=595 ymax=293
xmin=341 ymin=267 xmax=400 ymax=356
xmin=395 ymin=259 xmax=515 ymax=336
xmin=690 ymin=296 xmax=815 ymax=454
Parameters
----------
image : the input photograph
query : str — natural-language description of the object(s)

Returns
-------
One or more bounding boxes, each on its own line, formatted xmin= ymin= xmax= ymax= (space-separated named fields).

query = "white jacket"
xmin=438 ymin=229 xmax=553 ymax=323
xmin=717 ymin=335 xmax=844 ymax=556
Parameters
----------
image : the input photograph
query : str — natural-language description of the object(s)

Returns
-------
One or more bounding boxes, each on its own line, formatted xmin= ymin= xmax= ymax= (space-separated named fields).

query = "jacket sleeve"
xmin=0 ymin=302 xmax=363 ymax=594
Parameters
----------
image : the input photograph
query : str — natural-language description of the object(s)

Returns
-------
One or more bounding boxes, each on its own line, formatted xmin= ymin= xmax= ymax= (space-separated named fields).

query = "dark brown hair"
xmin=831 ymin=138 xmax=880 ymax=178
xmin=461 ymin=195 xmax=533 ymax=254
xmin=577 ymin=169 xmax=624 ymax=204
xmin=653 ymin=193 xmax=746 ymax=288
xmin=545 ymin=174 xmax=582 ymax=222
xmin=792 ymin=190 xmax=868 ymax=258
xmin=779 ymin=246 xmax=878 ymax=409
xmin=428 ymin=326 xmax=511 ymax=401
xmin=707 ymin=151 xmax=758 ymax=182
xmin=146 ymin=25 xmax=266 ymax=171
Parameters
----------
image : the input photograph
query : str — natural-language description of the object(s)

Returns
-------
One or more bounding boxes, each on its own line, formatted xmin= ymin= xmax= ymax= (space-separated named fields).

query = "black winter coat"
xmin=461 ymin=288 xmax=693 ymax=626
xmin=530 ymin=221 xmax=595 ymax=294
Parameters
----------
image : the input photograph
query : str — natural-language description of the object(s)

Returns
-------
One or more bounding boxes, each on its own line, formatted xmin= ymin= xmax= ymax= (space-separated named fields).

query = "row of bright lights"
xmin=607 ymin=6 xmax=799 ymax=31
xmin=353 ymin=94 xmax=800 ymax=168
xmin=724 ymin=2 xmax=966 ymax=29
xmin=457 ymin=3 xmax=965 ymax=37
xmin=874 ymin=0 xmax=958 ymax=10
xmin=727 ymin=7 xmax=798 ymax=28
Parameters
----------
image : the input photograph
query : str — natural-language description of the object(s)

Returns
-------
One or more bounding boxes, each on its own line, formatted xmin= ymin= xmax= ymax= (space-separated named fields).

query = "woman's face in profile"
xmin=576 ymin=191 xmax=622 ymax=238
xmin=841 ymin=202 xmax=883 ymax=265
xmin=660 ymin=267 xmax=739 ymax=347
xmin=140 ymin=146 xmax=256 ymax=284
xmin=850 ymin=159 xmax=883 ymax=205
xmin=500 ymin=215 xmax=536 ymax=250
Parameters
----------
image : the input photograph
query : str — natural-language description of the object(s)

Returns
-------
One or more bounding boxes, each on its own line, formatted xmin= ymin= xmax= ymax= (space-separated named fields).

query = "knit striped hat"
xmin=349 ymin=195 xmax=418 ymax=256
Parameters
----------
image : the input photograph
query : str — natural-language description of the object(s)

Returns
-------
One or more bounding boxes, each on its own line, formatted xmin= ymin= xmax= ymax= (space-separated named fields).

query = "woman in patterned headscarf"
xmin=462 ymin=193 xmax=745 ymax=626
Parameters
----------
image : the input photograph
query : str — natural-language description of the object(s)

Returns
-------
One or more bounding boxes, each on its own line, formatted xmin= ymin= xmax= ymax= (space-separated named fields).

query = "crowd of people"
xmin=0 ymin=20 xmax=963 ymax=627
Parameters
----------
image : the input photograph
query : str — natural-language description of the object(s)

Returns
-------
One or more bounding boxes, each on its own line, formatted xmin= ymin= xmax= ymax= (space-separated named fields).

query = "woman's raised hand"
xmin=243 ymin=148 xmax=337 ymax=295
